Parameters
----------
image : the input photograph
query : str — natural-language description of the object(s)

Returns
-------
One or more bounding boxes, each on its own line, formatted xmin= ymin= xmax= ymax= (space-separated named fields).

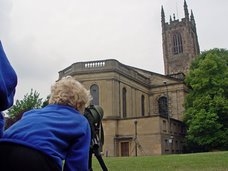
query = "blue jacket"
xmin=0 ymin=104 xmax=91 ymax=171
xmin=0 ymin=41 xmax=17 ymax=111
xmin=0 ymin=40 xmax=17 ymax=137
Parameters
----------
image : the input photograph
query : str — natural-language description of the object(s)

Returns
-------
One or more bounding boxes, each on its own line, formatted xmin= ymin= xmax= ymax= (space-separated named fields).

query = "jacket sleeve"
xmin=0 ymin=40 xmax=17 ymax=111
xmin=63 ymin=122 xmax=91 ymax=171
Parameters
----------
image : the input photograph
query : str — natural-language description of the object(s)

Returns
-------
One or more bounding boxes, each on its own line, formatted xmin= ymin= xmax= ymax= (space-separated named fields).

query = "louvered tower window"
xmin=173 ymin=32 xmax=183 ymax=55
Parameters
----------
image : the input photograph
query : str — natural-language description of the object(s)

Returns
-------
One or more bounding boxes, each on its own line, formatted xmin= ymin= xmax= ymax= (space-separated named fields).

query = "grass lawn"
xmin=91 ymin=151 xmax=228 ymax=171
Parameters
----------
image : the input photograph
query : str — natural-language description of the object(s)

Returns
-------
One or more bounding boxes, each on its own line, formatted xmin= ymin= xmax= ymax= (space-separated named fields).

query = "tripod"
xmin=88 ymin=138 xmax=108 ymax=171
xmin=84 ymin=105 xmax=108 ymax=171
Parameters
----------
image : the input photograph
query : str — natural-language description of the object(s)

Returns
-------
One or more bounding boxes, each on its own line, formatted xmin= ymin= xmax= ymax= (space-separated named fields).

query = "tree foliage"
xmin=184 ymin=48 xmax=228 ymax=151
xmin=5 ymin=89 xmax=43 ymax=128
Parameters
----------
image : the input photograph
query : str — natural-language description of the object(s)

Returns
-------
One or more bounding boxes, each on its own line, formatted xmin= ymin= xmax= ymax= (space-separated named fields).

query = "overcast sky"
xmin=0 ymin=0 xmax=227 ymax=101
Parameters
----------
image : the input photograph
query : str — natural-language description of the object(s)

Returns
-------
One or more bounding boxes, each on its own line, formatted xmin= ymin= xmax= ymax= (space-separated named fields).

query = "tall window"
xmin=141 ymin=95 xmax=145 ymax=116
xmin=90 ymin=84 xmax=99 ymax=105
xmin=158 ymin=96 xmax=168 ymax=117
xmin=122 ymin=88 xmax=127 ymax=118
xmin=173 ymin=32 xmax=183 ymax=55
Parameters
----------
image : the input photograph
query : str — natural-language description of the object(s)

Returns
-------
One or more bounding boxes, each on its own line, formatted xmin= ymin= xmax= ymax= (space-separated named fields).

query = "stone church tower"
xmin=161 ymin=0 xmax=200 ymax=75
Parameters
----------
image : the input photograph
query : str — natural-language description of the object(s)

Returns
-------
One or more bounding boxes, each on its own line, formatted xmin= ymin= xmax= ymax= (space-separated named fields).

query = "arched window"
xmin=173 ymin=32 xmax=183 ymax=55
xmin=141 ymin=95 xmax=145 ymax=116
xmin=122 ymin=88 xmax=127 ymax=118
xmin=90 ymin=84 xmax=99 ymax=105
xmin=158 ymin=96 xmax=168 ymax=117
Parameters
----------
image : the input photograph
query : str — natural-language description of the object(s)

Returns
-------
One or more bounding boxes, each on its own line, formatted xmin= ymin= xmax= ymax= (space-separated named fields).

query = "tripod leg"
xmin=88 ymin=150 xmax=93 ymax=171
xmin=93 ymin=148 xmax=108 ymax=171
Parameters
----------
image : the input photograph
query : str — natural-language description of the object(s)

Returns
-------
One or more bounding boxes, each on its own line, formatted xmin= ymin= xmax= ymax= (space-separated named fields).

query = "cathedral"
xmin=58 ymin=0 xmax=200 ymax=156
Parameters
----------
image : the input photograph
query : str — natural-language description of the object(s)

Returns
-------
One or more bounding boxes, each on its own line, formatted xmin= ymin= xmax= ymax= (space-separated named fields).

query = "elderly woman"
xmin=0 ymin=76 xmax=92 ymax=171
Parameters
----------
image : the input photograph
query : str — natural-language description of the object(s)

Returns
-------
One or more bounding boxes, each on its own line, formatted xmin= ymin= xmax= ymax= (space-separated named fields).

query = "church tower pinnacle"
xmin=161 ymin=5 xmax=165 ymax=28
xmin=184 ymin=0 xmax=189 ymax=20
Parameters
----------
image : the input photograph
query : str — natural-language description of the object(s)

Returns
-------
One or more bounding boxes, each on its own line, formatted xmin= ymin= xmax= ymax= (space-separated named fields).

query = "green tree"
xmin=184 ymin=48 xmax=228 ymax=151
xmin=5 ymin=89 xmax=43 ymax=128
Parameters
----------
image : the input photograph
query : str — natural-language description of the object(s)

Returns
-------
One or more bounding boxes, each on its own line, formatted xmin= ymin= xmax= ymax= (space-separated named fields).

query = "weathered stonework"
xmin=59 ymin=59 xmax=187 ymax=156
